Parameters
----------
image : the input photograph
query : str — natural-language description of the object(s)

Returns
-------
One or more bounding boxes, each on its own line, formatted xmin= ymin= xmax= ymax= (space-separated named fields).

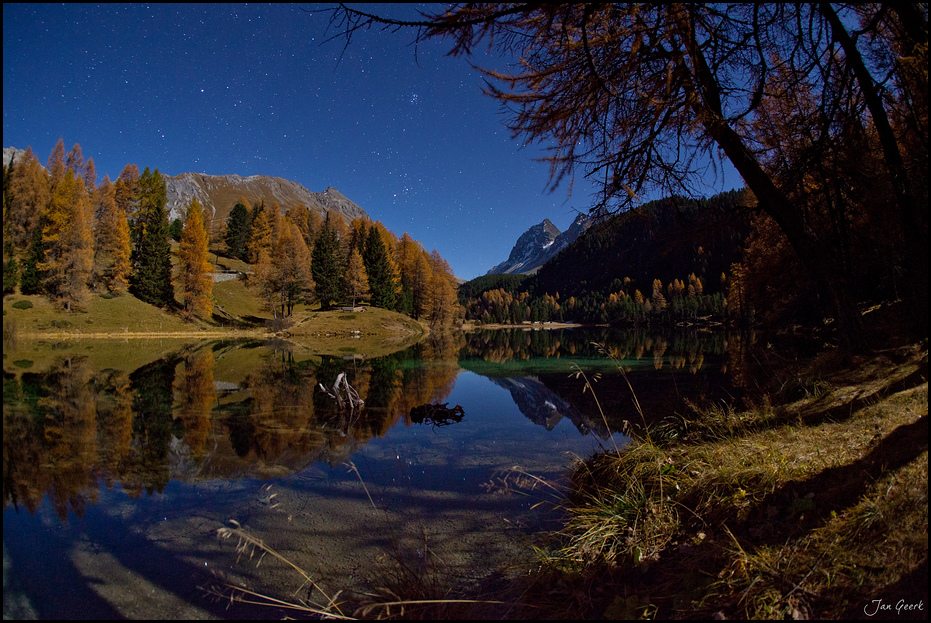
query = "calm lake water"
xmin=3 ymin=328 xmax=751 ymax=619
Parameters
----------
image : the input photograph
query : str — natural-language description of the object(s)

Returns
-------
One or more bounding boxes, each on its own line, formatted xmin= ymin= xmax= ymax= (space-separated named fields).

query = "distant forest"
xmin=459 ymin=190 xmax=749 ymax=326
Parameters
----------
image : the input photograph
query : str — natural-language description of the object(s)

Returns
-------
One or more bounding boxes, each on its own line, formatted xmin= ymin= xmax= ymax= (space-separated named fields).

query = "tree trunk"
xmin=709 ymin=113 xmax=865 ymax=349
xmin=821 ymin=3 xmax=928 ymax=337
xmin=674 ymin=9 xmax=866 ymax=350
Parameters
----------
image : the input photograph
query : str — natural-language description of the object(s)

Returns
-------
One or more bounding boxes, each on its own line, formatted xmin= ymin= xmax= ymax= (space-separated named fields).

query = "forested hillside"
xmin=460 ymin=189 xmax=753 ymax=325
xmin=528 ymin=190 xmax=751 ymax=300
xmin=3 ymin=139 xmax=461 ymax=328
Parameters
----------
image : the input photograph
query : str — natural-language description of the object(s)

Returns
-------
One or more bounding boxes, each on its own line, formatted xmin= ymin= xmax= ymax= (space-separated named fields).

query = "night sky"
xmin=4 ymin=3 xmax=738 ymax=280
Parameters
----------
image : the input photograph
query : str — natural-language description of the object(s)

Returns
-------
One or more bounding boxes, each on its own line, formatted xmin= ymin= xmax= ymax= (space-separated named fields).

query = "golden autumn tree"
xmin=427 ymin=249 xmax=460 ymax=326
xmin=409 ymin=248 xmax=434 ymax=320
xmin=7 ymin=146 xmax=51 ymax=252
xmin=113 ymin=163 xmax=141 ymax=222
xmin=651 ymin=279 xmax=667 ymax=316
xmin=272 ymin=218 xmax=313 ymax=316
xmin=345 ymin=246 xmax=369 ymax=307
xmin=177 ymin=198 xmax=214 ymax=319
xmin=46 ymin=137 xmax=66 ymax=191
xmin=82 ymin=158 xmax=96 ymax=193
xmin=395 ymin=232 xmax=433 ymax=318
xmin=268 ymin=202 xmax=285 ymax=247
xmin=39 ymin=169 xmax=93 ymax=311
xmin=250 ymin=249 xmax=278 ymax=316
xmin=93 ymin=175 xmax=132 ymax=293
xmin=248 ymin=206 xmax=273 ymax=263
xmin=287 ymin=203 xmax=312 ymax=245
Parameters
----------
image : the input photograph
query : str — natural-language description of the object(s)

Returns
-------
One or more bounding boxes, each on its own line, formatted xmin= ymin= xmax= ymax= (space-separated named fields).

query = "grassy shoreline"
xmin=511 ymin=341 xmax=928 ymax=620
xmin=3 ymin=290 xmax=428 ymax=360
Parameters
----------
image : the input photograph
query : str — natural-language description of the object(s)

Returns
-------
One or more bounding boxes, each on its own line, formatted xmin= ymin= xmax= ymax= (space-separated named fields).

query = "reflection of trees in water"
xmin=176 ymin=349 xmax=215 ymax=462
xmin=0 ymin=331 xmax=772 ymax=518
xmin=216 ymin=340 xmax=462 ymax=465
xmin=3 ymin=358 xmax=99 ymax=520
xmin=462 ymin=328 xmax=736 ymax=369
xmin=124 ymin=356 xmax=180 ymax=497
xmin=462 ymin=329 xmax=562 ymax=363
xmin=4 ymin=342 xmax=462 ymax=521
xmin=238 ymin=348 xmax=323 ymax=463
xmin=93 ymin=369 xmax=135 ymax=494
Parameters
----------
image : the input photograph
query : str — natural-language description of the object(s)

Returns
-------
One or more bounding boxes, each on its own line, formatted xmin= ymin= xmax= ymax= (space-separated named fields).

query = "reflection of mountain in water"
xmin=488 ymin=376 xmax=612 ymax=439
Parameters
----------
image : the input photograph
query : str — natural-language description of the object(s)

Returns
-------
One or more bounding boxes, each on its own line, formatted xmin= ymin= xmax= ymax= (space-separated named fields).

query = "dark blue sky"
xmin=4 ymin=3 xmax=739 ymax=280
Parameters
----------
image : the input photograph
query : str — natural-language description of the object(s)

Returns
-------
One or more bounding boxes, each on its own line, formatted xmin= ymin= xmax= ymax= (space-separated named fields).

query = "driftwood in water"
xmin=410 ymin=402 xmax=465 ymax=426
xmin=318 ymin=373 xmax=364 ymax=413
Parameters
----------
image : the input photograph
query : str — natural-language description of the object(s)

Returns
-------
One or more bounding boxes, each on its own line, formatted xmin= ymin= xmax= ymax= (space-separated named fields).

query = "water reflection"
xmin=459 ymin=327 xmax=751 ymax=435
xmin=3 ymin=328 xmax=752 ymax=524
xmin=489 ymin=376 xmax=599 ymax=434
xmin=3 ymin=342 xmax=461 ymax=520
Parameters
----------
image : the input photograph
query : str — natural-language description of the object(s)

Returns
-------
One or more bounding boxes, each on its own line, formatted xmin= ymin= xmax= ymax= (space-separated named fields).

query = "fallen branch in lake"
xmin=318 ymin=372 xmax=364 ymax=413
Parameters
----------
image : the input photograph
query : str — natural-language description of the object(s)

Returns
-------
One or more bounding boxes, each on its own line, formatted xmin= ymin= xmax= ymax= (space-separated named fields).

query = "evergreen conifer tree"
xmin=131 ymin=167 xmax=173 ymax=307
xmin=20 ymin=226 xmax=44 ymax=295
xmin=363 ymin=224 xmax=396 ymax=310
xmin=224 ymin=202 xmax=252 ymax=261
xmin=312 ymin=213 xmax=344 ymax=309
xmin=3 ymin=208 xmax=18 ymax=295
xmin=169 ymin=218 xmax=183 ymax=242
xmin=2 ymin=159 xmax=18 ymax=294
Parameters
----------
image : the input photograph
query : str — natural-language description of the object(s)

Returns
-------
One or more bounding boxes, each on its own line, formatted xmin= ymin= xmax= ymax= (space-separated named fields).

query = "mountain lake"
xmin=3 ymin=327 xmax=755 ymax=619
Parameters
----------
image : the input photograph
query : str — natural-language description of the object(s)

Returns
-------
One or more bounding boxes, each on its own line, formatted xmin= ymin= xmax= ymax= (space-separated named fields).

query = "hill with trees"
xmin=459 ymin=189 xmax=753 ymax=326
xmin=3 ymin=139 xmax=461 ymax=330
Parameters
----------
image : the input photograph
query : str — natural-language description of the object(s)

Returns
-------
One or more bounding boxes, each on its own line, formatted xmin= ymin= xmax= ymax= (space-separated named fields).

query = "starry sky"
xmin=3 ymin=3 xmax=739 ymax=281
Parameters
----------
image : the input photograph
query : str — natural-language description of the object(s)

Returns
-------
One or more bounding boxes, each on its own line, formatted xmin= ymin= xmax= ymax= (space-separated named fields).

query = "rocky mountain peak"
xmin=486 ymin=213 xmax=592 ymax=275
xmin=3 ymin=146 xmax=31 ymax=169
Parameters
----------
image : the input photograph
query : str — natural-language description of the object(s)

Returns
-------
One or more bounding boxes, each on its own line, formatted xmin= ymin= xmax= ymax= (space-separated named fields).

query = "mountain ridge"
xmin=4 ymin=147 xmax=370 ymax=227
xmin=486 ymin=212 xmax=592 ymax=276
xmin=162 ymin=171 xmax=369 ymax=226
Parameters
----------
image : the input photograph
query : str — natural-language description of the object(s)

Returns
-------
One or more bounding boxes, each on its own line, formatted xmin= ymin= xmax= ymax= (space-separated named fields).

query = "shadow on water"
xmin=3 ymin=502 xmax=277 ymax=619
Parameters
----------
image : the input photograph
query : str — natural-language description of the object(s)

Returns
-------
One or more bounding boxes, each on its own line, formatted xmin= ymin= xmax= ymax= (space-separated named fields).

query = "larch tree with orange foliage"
xmin=39 ymin=169 xmax=93 ymax=311
xmin=93 ymin=176 xmax=132 ymax=293
xmin=272 ymin=218 xmax=313 ymax=316
xmin=248 ymin=206 xmax=273 ymax=264
xmin=7 ymin=146 xmax=50 ymax=252
xmin=177 ymin=198 xmax=214 ymax=319
xmin=345 ymin=246 xmax=369 ymax=308
xmin=427 ymin=249 xmax=459 ymax=326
